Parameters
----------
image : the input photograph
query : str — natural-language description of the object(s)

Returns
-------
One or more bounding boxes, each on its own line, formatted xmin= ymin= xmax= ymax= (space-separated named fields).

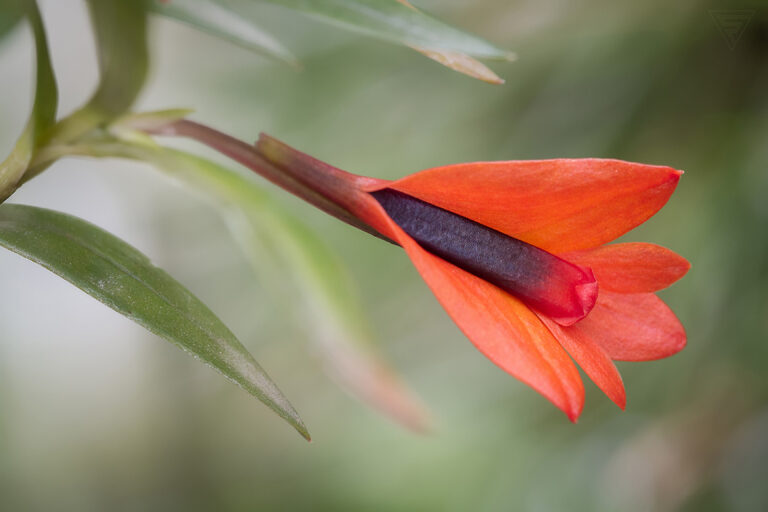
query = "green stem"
xmin=20 ymin=106 xmax=112 ymax=185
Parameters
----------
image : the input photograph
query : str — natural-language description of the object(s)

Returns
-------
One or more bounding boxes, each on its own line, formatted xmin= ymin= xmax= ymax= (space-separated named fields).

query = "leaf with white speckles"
xmin=0 ymin=203 xmax=309 ymax=440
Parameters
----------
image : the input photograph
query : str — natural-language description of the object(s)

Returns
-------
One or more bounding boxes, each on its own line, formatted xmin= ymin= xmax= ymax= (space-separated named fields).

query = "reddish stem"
xmin=153 ymin=120 xmax=392 ymax=243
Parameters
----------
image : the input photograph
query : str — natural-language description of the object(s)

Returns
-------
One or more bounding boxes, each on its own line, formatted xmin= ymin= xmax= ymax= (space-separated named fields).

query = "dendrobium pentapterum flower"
xmin=160 ymin=120 xmax=689 ymax=421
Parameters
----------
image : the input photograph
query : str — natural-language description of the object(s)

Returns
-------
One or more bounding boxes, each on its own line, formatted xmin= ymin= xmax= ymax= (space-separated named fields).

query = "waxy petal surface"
xmin=360 ymin=203 xmax=586 ymax=420
xmin=575 ymin=291 xmax=687 ymax=361
xmin=371 ymin=188 xmax=597 ymax=326
xmin=153 ymin=127 xmax=690 ymax=422
xmin=561 ymin=243 xmax=690 ymax=293
xmin=539 ymin=315 xmax=626 ymax=409
xmin=380 ymin=159 xmax=682 ymax=252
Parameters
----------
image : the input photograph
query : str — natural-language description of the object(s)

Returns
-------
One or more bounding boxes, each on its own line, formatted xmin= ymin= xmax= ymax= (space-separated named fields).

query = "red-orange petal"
xmin=364 ymin=208 xmax=586 ymax=420
xmin=561 ymin=243 xmax=690 ymax=293
xmin=370 ymin=188 xmax=598 ymax=326
xmin=575 ymin=291 xmax=687 ymax=361
xmin=377 ymin=159 xmax=682 ymax=253
xmin=538 ymin=314 xmax=626 ymax=409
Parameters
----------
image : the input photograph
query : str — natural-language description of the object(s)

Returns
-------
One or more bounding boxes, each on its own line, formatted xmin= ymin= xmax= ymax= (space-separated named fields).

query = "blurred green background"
xmin=1 ymin=0 xmax=767 ymax=510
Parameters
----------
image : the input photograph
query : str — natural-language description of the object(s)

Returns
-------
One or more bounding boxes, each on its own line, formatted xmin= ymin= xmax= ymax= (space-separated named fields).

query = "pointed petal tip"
xmin=645 ymin=307 xmax=687 ymax=360
xmin=607 ymin=379 xmax=627 ymax=410
xmin=671 ymin=328 xmax=688 ymax=356
xmin=537 ymin=313 xmax=626 ymax=415
xmin=641 ymin=163 xmax=682 ymax=176
xmin=575 ymin=292 xmax=687 ymax=362
xmin=665 ymin=166 xmax=684 ymax=182
xmin=680 ymin=256 xmax=692 ymax=274
xmin=566 ymin=385 xmax=585 ymax=423
xmin=562 ymin=243 xmax=691 ymax=294
xmin=388 ymin=158 xmax=686 ymax=253
xmin=653 ymin=165 xmax=683 ymax=191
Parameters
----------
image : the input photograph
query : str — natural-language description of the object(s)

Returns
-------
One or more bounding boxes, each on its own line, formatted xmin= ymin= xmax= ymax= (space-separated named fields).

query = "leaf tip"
xmin=411 ymin=46 xmax=505 ymax=84
xmin=296 ymin=422 xmax=312 ymax=442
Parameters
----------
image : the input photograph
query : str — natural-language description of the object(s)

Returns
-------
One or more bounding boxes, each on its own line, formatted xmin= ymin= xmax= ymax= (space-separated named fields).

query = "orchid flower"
xmin=155 ymin=120 xmax=689 ymax=421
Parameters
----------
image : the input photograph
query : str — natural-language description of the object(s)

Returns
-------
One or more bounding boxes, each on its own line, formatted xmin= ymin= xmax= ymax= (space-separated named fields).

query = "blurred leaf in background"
xmin=85 ymin=0 xmax=148 ymax=117
xmin=0 ymin=0 xmax=24 ymax=40
xmin=153 ymin=0 xmax=512 ymax=82
xmin=151 ymin=0 xmax=299 ymax=65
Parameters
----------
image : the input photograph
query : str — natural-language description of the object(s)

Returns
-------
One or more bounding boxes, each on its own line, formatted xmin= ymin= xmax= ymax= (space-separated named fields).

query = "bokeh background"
xmin=1 ymin=0 xmax=767 ymax=510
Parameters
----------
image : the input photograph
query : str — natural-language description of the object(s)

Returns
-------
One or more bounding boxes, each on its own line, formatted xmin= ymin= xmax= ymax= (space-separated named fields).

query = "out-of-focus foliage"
xmin=0 ymin=0 xmax=767 ymax=511
xmin=0 ymin=0 xmax=24 ymax=40
xmin=252 ymin=0 xmax=511 ymax=58
xmin=154 ymin=0 xmax=511 ymax=82
xmin=151 ymin=0 xmax=298 ymax=65
xmin=86 ymin=0 xmax=148 ymax=117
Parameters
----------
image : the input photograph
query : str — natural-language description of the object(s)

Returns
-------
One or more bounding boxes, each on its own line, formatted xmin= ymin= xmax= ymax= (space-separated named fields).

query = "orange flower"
xmin=164 ymin=120 xmax=689 ymax=421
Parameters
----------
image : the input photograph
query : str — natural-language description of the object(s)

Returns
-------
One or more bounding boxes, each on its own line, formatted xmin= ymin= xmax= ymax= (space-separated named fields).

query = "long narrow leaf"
xmin=0 ymin=0 xmax=57 ymax=202
xmin=22 ymin=0 xmax=149 ymax=185
xmin=152 ymin=0 xmax=298 ymax=65
xmin=40 ymin=0 xmax=149 ymax=152
xmin=86 ymin=0 xmax=148 ymax=116
xmin=0 ymin=0 xmax=25 ymax=40
xmin=251 ymin=0 xmax=511 ymax=58
xmin=412 ymin=46 xmax=504 ymax=84
xmin=0 ymin=203 xmax=310 ymax=440
xmin=214 ymin=0 xmax=512 ymax=81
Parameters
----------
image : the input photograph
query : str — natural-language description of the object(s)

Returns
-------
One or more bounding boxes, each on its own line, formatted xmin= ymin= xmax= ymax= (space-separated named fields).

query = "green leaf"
xmin=49 ymin=136 xmax=430 ymax=432
xmin=85 ymin=0 xmax=149 ymax=117
xmin=0 ymin=0 xmax=25 ymax=40
xmin=0 ymin=203 xmax=309 ymax=440
xmin=412 ymin=46 xmax=504 ymax=85
xmin=247 ymin=0 xmax=513 ymax=59
xmin=25 ymin=0 xmax=149 ymax=181
xmin=206 ymin=0 xmax=511 ymax=81
xmin=151 ymin=0 xmax=298 ymax=66
xmin=0 ymin=0 xmax=58 ymax=202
